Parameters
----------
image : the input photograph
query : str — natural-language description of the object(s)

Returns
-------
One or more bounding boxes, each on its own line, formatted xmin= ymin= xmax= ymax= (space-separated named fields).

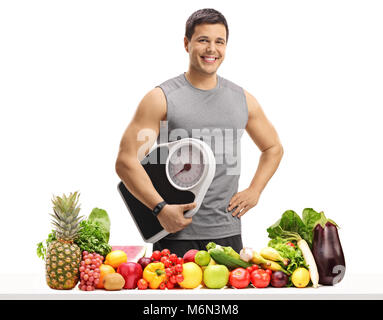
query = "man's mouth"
xmin=201 ymin=56 xmax=218 ymax=64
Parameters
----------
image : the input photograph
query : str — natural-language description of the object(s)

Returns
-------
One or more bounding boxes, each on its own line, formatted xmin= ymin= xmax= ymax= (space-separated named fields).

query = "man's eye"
xmin=199 ymin=39 xmax=208 ymax=42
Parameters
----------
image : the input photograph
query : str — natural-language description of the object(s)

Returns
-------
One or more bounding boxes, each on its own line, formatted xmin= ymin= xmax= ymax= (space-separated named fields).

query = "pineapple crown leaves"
xmin=50 ymin=191 xmax=85 ymax=241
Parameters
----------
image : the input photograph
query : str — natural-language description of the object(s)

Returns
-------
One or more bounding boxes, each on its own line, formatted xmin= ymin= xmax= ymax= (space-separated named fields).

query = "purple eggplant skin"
xmin=312 ymin=221 xmax=346 ymax=285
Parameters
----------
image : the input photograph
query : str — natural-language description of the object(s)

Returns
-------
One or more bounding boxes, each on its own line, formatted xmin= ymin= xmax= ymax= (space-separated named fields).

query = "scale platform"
xmin=118 ymin=138 xmax=216 ymax=243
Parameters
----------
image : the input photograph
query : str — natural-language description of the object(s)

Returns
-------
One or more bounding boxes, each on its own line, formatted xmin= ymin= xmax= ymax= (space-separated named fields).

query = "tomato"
xmin=175 ymin=264 xmax=183 ymax=273
xmin=151 ymin=250 xmax=161 ymax=261
xmin=286 ymin=242 xmax=295 ymax=248
xmin=229 ymin=268 xmax=251 ymax=289
xmin=176 ymin=257 xmax=184 ymax=265
xmin=161 ymin=249 xmax=171 ymax=257
xmin=169 ymin=275 xmax=177 ymax=284
xmin=169 ymin=254 xmax=178 ymax=264
xmin=166 ymin=281 xmax=175 ymax=289
xmin=251 ymin=264 xmax=259 ymax=271
xmin=265 ymin=269 xmax=272 ymax=276
xmin=160 ymin=256 xmax=169 ymax=264
xmin=137 ymin=279 xmax=148 ymax=290
xmin=175 ymin=274 xmax=184 ymax=283
xmin=164 ymin=259 xmax=173 ymax=268
xmin=250 ymin=269 xmax=271 ymax=288
xmin=165 ymin=268 xmax=173 ymax=277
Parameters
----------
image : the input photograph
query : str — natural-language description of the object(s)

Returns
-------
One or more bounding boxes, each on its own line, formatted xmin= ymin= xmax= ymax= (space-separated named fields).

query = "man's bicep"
xmin=244 ymin=90 xmax=282 ymax=152
xmin=118 ymin=87 xmax=167 ymax=162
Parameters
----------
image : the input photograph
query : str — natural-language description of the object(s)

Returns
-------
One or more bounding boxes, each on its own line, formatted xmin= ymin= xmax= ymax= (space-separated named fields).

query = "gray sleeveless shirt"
xmin=156 ymin=73 xmax=248 ymax=240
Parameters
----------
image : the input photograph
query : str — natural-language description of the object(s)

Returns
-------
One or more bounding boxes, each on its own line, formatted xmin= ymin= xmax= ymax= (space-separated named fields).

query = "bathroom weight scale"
xmin=118 ymin=138 xmax=216 ymax=243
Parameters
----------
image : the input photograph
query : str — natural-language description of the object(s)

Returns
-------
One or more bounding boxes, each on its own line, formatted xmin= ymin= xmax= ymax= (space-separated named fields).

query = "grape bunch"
xmin=78 ymin=251 xmax=104 ymax=291
xmin=150 ymin=249 xmax=184 ymax=290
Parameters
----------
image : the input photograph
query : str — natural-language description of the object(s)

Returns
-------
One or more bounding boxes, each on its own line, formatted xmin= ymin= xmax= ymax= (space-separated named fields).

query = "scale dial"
xmin=167 ymin=143 xmax=205 ymax=190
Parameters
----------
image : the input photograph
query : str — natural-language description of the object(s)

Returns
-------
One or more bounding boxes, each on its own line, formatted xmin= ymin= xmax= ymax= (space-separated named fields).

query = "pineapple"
xmin=45 ymin=191 xmax=83 ymax=290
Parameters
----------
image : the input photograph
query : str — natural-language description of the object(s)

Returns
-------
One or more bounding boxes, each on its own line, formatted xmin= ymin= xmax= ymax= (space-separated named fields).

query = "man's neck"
xmin=185 ymin=69 xmax=218 ymax=90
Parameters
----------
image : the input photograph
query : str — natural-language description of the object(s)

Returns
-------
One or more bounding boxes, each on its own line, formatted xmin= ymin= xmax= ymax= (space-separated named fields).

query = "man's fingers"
xmin=228 ymin=199 xmax=243 ymax=212
xmin=237 ymin=206 xmax=249 ymax=218
xmin=183 ymin=216 xmax=193 ymax=225
xmin=183 ymin=202 xmax=197 ymax=211
xmin=232 ymin=205 xmax=242 ymax=216
xmin=229 ymin=194 xmax=238 ymax=206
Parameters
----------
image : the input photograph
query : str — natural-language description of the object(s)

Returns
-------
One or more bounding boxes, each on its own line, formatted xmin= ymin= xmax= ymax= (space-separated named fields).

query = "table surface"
xmin=1 ymin=273 xmax=382 ymax=300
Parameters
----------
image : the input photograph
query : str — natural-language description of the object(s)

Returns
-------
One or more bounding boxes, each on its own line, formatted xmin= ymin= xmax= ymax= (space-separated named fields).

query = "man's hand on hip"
xmin=227 ymin=187 xmax=261 ymax=218
xmin=157 ymin=202 xmax=196 ymax=233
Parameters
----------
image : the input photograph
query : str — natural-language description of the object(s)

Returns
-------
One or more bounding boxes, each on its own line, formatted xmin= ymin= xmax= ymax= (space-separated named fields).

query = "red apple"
xmin=117 ymin=262 xmax=143 ymax=289
xmin=183 ymin=249 xmax=199 ymax=263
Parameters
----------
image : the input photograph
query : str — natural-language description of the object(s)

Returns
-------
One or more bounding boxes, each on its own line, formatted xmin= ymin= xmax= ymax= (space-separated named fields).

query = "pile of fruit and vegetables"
xmin=37 ymin=192 xmax=345 ymax=291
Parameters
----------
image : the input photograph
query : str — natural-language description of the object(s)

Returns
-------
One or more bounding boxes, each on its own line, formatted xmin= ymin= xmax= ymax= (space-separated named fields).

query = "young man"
xmin=115 ymin=9 xmax=283 ymax=256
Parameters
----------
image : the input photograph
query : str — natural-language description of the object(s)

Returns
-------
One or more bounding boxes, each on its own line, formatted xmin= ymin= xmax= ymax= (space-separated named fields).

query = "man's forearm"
xmin=249 ymin=144 xmax=284 ymax=194
xmin=116 ymin=159 xmax=164 ymax=210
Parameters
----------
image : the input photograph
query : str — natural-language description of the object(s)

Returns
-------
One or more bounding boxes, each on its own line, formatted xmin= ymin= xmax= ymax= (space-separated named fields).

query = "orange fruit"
xmin=96 ymin=264 xmax=116 ymax=289
xmin=104 ymin=250 xmax=128 ymax=269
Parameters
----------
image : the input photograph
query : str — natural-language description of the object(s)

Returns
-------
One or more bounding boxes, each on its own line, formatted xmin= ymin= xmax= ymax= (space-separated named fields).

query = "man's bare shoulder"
xmin=136 ymin=87 xmax=167 ymax=121
xmin=243 ymin=89 xmax=262 ymax=119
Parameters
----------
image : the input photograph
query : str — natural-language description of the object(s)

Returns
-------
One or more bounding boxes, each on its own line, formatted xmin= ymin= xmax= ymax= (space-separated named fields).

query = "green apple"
xmin=195 ymin=250 xmax=211 ymax=267
xmin=203 ymin=265 xmax=229 ymax=289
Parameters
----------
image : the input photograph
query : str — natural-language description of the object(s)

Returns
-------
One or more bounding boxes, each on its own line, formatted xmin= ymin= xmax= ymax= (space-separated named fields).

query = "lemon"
xmin=104 ymin=250 xmax=128 ymax=269
xmin=291 ymin=267 xmax=310 ymax=288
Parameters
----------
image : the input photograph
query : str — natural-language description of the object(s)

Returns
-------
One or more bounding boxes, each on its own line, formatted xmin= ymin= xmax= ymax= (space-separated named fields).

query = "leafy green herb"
xmin=88 ymin=208 xmax=111 ymax=242
xmin=268 ymin=237 xmax=307 ymax=274
xmin=75 ymin=220 xmax=111 ymax=257
xmin=36 ymin=231 xmax=56 ymax=260
xmin=267 ymin=208 xmax=321 ymax=247
xmin=302 ymin=208 xmax=322 ymax=232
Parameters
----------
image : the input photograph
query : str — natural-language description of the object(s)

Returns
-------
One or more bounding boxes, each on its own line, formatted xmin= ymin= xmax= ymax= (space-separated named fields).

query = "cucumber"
xmin=208 ymin=248 xmax=252 ymax=270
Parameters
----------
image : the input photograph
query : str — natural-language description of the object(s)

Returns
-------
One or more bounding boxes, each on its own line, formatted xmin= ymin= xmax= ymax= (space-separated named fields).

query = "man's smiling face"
xmin=184 ymin=23 xmax=227 ymax=75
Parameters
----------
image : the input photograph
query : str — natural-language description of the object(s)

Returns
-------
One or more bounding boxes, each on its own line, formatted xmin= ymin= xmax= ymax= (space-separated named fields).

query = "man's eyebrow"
xmin=197 ymin=36 xmax=226 ymax=42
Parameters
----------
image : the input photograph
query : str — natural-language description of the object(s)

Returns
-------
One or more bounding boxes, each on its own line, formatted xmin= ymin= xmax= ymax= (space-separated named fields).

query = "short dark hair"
xmin=185 ymin=8 xmax=229 ymax=43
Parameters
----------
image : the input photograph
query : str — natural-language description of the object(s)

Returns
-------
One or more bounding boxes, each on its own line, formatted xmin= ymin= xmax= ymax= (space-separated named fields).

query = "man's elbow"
xmin=115 ymin=158 xmax=125 ymax=178
xmin=263 ymin=143 xmax=284 ymax=157
xmin=115 ymin=156 xmax=132 ymax=179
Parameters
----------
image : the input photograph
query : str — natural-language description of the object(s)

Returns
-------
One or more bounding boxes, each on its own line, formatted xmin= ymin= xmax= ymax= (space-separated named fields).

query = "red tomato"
xmin=286 ymin=242 xmax=295 ymax=248
xmin=229 ymin=268 xmax=251 ymax=289
xmin=166 ymin=281 xmax=175 ymax=289
xmin=160 ymin=256 xmax=169 ymax=264
xmin=251 ymin=264 xmax=259 ymax=271
xmin=265 ymin=269 xmax=272 ymax=276
xmin=169 ymin=254 xmax=178 ymax=264
xmin=161 ymin=249 xmax=171 ymax=257
xmin=137 ymin=279 xmax=148 ymax=290
xmin=151 ymin=250 xmax=161 ymax=261
xmin=250 ymin=269 xmax=271 ymax=288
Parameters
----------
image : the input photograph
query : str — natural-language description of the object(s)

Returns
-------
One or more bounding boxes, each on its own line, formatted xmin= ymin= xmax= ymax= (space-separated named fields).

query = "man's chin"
xmin=198 ymin=66 xmax=219 ymax=75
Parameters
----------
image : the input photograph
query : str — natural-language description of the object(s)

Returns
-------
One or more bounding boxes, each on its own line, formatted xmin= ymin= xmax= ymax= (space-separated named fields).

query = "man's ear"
xmin=184 ymin=36 xmax=189 ymax=53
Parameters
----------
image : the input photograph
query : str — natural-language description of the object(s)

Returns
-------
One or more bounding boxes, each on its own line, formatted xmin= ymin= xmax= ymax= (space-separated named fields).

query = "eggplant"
xmin=312 ymin=212 xmax=345 ymax=285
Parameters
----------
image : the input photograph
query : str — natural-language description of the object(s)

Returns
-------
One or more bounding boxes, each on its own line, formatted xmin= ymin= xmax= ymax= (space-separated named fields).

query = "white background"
xmin=1 ymin=0 xmax=382 ymax=277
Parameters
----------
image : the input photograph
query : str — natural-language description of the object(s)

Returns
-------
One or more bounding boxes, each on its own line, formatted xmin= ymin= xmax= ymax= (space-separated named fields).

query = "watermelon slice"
xmin=111 ymin=245 xmax=147 ymax=263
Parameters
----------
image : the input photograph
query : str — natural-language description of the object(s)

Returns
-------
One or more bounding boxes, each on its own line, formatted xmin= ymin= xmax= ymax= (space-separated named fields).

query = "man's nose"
xmin=206 ymin=42 xmax=217 ymax=53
